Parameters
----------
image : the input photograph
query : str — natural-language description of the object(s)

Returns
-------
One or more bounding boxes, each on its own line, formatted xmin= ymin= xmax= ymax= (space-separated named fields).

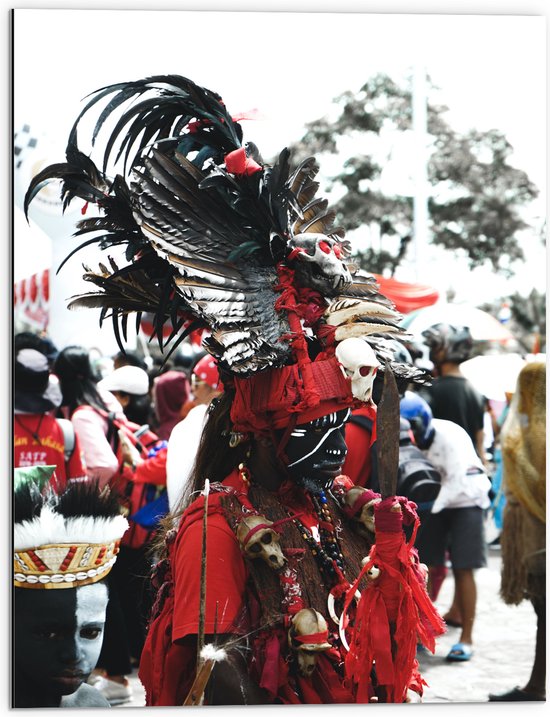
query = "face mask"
xmin=14 ymin=582 xmax=108 ymax=705
xmin=282 ymin=408 xmax=351 ymax=494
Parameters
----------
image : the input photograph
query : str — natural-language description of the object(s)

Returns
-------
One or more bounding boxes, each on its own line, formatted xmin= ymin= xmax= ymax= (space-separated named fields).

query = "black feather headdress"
xmin=25 ymin=74 xmax=425 ymax=431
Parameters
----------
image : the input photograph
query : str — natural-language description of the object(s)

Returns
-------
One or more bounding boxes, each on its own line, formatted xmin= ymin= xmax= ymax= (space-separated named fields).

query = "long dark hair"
xmin=181 ymin=388 xmax=249 ymax=511
xmin=53 ymin=346 xmax=110 ymax=416
xmin=152 ymin=388 xmax=248 ymax=559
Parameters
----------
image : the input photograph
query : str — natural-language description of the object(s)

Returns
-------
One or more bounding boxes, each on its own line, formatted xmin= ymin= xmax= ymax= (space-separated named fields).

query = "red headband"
xmin=230 ymin=356 xmax=354 ymax=435
xmin=292 ymin=631 xmax=330 ymax=645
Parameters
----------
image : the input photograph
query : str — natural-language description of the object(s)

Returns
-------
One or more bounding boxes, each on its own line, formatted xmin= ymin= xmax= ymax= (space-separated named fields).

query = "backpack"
xmin=396 ymin=417 xmax=441 ymax=510
xmin=354 ymin=415 xmax=441 ymax=511
xmin=56 ymin=418 xmax=76 ymax=463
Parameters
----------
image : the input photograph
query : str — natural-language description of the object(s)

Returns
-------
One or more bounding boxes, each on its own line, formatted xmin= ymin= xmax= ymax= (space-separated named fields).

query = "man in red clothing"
xmin=26 ymin=73 xmax=443 ymax=706
xmin=14 ymin=348 xmax=86 ymax=490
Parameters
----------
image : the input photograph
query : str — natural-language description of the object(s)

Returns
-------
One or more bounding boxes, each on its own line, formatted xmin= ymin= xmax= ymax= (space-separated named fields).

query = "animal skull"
xmin=288 ymin=608 xmax=332 ymax=677
xmin=335 ymin=337 xmax=380 ymax=402
xmin=344 ymin=486 xmax=380 ymax=534
xmin=236 ymin=514 xmax=287 ymax=571
xmin=287 ymin=233 xmax=352 ymax=295
xmin=360 ymin=558 xmax=381 ymax=581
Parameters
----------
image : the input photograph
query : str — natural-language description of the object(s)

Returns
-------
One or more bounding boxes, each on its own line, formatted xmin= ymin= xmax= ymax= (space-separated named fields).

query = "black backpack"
xmin=397 ymin=418 xmax=441 ymax=510
xmin=351 ymin=415 xmax=441 ymax=511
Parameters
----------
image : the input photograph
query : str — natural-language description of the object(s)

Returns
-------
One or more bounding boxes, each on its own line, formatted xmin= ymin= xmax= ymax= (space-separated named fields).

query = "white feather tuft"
xmin=14 ymin=509 xmax=128 ymax=550
xmin=200 ymin=644 xmax=227 ymax=662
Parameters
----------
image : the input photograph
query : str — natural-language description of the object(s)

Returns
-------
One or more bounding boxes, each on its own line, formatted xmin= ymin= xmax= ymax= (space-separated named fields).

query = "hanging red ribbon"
xmin=343 ymin=497 xmax=445 ymax=703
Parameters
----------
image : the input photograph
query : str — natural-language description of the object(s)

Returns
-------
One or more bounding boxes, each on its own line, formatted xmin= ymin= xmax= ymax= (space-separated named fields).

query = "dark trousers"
xmin=97 ymin=544 xmax=153 ymax=675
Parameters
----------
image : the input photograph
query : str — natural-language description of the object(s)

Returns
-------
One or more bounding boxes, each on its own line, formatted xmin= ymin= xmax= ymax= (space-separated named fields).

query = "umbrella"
xmin=460 ymin=353 xmax=526 ymax=401
xmin=400 ymin=303 xmax=514 ymax=343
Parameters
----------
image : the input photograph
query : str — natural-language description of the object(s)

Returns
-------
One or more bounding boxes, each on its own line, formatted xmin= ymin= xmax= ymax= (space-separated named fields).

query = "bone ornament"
xmin=344 ymin=486 xmax=381 ymax=534
xmin=288 ymin=608 xmax=332 ymax=677
xmin=236 ymin=514 xmax=287 ymax=571
xmin=287 ymin=233 xmax=353 ymax=295
xmin=335 ymin=337 xmax=380 ymax=402
xmin=360 ymin=559 xmax=381 ymax=582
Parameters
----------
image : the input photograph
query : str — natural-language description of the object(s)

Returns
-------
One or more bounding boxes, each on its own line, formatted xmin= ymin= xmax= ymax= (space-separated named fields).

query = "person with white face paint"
xmin=14 ymin=583 xmax=109 ymax=707
xmin=13 ymin=467 xmax=128 ymax=708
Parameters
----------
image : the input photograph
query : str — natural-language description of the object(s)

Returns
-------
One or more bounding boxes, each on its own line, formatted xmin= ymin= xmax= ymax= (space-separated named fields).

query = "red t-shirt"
xmin=172 ymin=509 xmax=249 ymax=642
xmin=14 ymin=414 xmax=87 ymax=490
xmin=342 ymin=404 xmax=377 ymax=487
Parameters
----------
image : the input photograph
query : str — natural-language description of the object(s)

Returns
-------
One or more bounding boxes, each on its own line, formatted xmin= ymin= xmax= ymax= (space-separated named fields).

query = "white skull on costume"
xmin=287 ymin=233 xmax=352 ymax=295
xmin=288 ymin=607 xmax=332 ymax=677
xmin=344 ymin=486 xmax=381 ymax=534
xmin=335 ymin=337 xmax=380 ymax=402
xmin=236 ymin=514 xmax=287 ymax=571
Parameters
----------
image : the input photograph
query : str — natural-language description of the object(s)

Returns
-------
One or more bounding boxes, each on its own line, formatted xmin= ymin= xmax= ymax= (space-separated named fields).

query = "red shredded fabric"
xmin=343 ymin=497 xmax=445 ymax=703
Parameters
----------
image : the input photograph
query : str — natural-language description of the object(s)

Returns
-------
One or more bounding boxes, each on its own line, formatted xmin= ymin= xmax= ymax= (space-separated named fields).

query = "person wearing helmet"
xmin=400 ymin=391 xmax=492 ymax=663
xmin=421 ymin=323 xmax=487 ymax=466
xmin=166 ymin=355 xmax=224 ymax=511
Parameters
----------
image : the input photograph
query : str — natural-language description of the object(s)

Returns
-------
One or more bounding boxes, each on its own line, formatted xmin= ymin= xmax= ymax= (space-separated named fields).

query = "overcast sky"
xmin=12 ymin=5 xmax=547 ymax=304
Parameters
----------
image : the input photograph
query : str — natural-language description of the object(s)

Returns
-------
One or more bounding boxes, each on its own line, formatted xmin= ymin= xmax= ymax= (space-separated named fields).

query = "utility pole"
xmin=412 ymin=63 xmax=429 ymax=282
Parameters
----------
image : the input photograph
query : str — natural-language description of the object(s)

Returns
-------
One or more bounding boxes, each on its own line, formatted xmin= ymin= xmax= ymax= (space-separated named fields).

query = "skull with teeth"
xmin=335 ymin=337 xmax=380 ymax=403
xmin=344 ymin=486 xmax=380 ymax=535
xmin=236 ymin=514 xmax=287 ymax=571
xmin=288 ymin=608 xmax=332 ymax=677
xmin=287 ymin=233 xmax=352 ymax=295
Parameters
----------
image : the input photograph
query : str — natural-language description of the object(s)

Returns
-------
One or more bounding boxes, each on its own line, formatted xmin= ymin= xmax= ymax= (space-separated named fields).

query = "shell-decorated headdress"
xmin=25 ymin=75 xmax=425 ymax=433
xmin=14 ymin=468 xmax=128 ymax=590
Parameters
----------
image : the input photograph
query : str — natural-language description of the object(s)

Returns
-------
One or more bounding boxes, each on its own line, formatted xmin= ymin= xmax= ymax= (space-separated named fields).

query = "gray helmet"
xmin=421 ymin=323 xmax=473 ymax=365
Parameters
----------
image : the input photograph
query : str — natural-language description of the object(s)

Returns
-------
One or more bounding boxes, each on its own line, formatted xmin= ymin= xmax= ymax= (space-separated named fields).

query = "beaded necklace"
xmin=291 ymin=489 xmax=347 ymax=587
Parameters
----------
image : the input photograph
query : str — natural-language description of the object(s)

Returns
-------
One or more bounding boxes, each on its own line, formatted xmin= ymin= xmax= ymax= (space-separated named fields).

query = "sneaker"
xmin=92 ymin=676 xmax=132 ymax=706
xmin=87 ymin=669 xmax=106 ymax=686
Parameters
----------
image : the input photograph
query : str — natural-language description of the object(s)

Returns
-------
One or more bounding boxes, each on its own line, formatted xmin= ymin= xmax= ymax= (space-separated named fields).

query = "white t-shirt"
xmin=426 ymin=418 xmax=491 ymax=513
xmin=166 ymin=403 xmax=208 ymax=512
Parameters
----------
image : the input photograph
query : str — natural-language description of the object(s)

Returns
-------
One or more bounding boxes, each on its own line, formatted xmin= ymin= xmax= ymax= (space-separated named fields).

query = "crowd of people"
xmin=13 ymin=72 xmax=545 ymax=708
xmin=13 ymin=322 xmax=546 ymax=706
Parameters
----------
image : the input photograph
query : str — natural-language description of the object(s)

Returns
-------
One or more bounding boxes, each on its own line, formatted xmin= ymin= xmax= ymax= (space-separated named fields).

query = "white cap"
xmin=98 ymin=365 xmax=149 ymax=396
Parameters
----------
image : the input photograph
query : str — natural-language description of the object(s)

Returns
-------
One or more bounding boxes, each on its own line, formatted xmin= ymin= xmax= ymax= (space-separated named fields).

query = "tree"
xmin=288 ymin=73 xmax=539 ymax=277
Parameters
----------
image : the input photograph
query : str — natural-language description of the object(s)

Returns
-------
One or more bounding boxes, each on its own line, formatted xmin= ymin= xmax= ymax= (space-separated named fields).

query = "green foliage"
xmin=289 ymin=73 xmax=539 ymax=277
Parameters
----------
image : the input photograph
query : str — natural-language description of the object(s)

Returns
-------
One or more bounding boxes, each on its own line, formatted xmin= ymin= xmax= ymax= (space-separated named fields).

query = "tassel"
xmin=343 ymin=498 xmax=445 ymax=702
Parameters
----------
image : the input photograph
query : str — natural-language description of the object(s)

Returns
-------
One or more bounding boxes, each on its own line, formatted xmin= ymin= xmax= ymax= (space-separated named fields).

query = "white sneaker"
xmin=87 ymin=670 xmax=105 ymax=686
xmin=92 ymin=676 xmax=132 ymax=706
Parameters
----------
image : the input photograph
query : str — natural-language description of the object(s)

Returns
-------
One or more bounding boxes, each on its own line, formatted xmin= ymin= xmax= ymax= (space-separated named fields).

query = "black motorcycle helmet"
xmin=421 ymin=323 xmax=473 ymax=365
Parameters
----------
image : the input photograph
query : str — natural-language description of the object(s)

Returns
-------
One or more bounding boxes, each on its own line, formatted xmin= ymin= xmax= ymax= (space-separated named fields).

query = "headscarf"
xmin=153 ymin=370 xmax=190 ymax=440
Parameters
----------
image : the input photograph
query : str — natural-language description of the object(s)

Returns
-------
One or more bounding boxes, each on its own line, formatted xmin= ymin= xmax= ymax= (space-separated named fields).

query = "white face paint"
xmin=287 ymin=409 xmax=351 ymax=468
xmin=282 ymin=408 xmax=351 ymax=494
xmin=14 ymin=581 xmax=109 ymax=705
